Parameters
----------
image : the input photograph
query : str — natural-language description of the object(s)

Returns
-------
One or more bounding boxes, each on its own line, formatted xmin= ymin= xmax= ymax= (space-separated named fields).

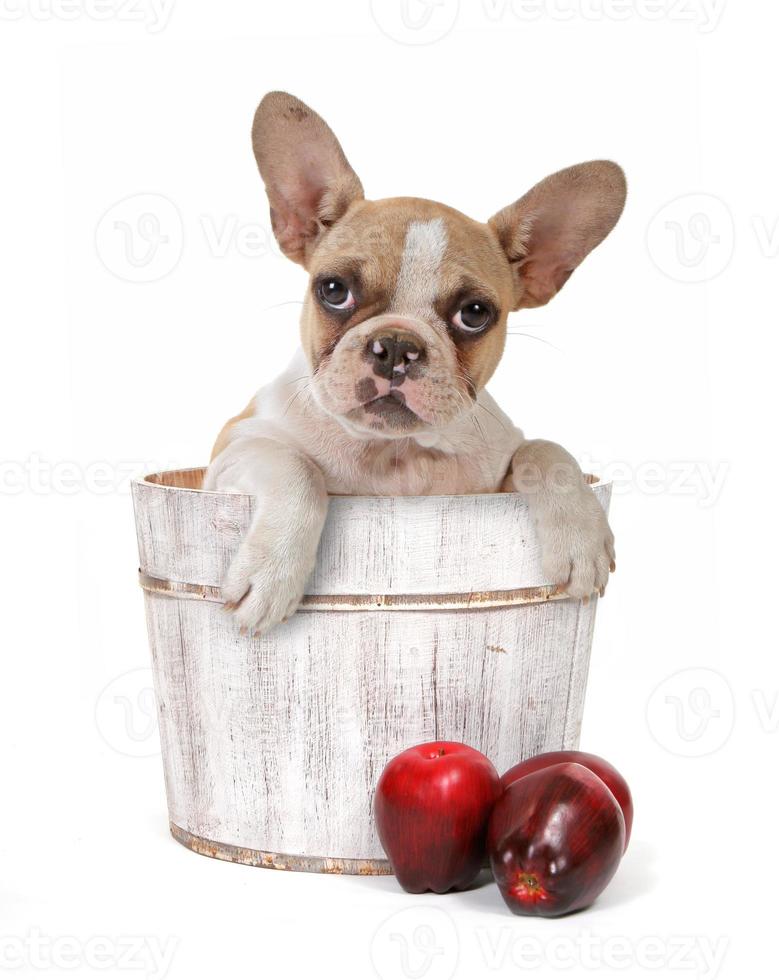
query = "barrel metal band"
xmin=138 ymin=571 xmax=569 ymax=611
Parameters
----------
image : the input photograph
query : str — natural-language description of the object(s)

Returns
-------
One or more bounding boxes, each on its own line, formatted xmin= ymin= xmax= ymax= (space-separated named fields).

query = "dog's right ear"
xmin=252 ymin=92 xmax=364 ymax=266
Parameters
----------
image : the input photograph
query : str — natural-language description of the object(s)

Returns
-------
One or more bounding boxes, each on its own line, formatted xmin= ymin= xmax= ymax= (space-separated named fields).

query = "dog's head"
xmin=253 ymin=92 xmax=626 ymax=439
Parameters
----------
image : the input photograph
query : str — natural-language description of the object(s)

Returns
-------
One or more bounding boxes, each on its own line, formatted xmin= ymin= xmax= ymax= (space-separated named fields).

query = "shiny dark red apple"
xmin=502 ymin=750 xmax=633 ymax=851
xmin=375 ymin=741 xmax=501 ymax=893
xmin=488 ymin=762 xmax=625 ymax=916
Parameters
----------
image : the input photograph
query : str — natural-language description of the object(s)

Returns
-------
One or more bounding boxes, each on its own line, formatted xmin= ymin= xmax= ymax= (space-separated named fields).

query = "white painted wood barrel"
xmin=132 ymin=468 xmax=611 ymax=874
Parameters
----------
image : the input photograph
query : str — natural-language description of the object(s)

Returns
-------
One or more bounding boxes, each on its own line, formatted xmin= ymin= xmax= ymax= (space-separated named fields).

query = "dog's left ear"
xmin=489 ymin=161 xmax=626 ymax=310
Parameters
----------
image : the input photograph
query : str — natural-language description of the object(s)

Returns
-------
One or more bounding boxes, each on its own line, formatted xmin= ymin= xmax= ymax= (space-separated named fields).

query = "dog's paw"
xmin=536 ymin=490 xmax=615 ymax=601
xmin=221 ymin=536 xmax=312 ymax=636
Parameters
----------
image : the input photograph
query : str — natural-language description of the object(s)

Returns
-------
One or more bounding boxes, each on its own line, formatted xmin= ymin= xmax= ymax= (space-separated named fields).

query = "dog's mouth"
xmin=362 ymin=390 xmax=419 ymax=428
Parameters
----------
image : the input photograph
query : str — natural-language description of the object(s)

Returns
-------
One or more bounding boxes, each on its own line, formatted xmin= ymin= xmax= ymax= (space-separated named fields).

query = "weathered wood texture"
xmin=132 ymin=468 xmax=611 ymax=869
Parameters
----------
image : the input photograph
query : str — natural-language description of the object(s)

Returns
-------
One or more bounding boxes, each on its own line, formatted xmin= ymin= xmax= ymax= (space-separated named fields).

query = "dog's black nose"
xmin=367 ymin=333 xmax=425 ymax=381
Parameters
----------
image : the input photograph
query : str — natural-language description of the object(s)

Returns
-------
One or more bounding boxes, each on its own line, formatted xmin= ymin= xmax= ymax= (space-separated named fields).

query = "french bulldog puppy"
xmin=205 ymin=92 xmax=626 ymax=635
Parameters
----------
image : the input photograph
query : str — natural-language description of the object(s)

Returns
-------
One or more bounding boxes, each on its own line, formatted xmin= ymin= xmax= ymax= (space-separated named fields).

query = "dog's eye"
xmin=318 ymin=278 xmax=355 ymax=311
xmin=452 ymin=301 xmax=492 ymax=333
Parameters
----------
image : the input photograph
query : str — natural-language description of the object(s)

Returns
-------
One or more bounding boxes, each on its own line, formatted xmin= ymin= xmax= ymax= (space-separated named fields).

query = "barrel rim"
xmin=170 ymin=822 xmax=392 ymax=875
xmin=132 ymin=466 xmax=608 ymax=502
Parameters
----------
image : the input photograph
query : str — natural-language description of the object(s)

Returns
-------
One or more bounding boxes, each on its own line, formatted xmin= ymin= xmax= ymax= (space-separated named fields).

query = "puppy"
xmin=205 ymin=92 xmax=626 ymax=635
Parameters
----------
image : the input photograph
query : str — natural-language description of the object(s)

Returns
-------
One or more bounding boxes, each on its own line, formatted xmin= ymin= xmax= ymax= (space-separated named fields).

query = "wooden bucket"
xmin=132 ymin=468 xmax=611 ymax=874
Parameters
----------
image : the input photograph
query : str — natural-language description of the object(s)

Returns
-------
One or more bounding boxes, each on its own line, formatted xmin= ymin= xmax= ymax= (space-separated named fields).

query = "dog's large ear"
xmin=252 ymin=91 xmax=364 ymax=266
xmin=489 ymin=161 xmax=626 ymax=309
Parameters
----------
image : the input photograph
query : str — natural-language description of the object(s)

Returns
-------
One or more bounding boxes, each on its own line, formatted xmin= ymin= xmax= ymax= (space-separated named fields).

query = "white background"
xmin=1 ymin=1 xmax=777 ymax=977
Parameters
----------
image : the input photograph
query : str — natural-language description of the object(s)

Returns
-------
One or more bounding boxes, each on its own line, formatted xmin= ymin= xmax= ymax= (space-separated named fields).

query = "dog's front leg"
xmin=204 ymin=437 xmax=329 ymax=635
xmin=509 ymin=440 xmax=615 ymax=600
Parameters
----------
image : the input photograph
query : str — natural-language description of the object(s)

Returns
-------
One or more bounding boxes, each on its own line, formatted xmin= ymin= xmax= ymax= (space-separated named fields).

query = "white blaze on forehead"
xmin=391 ymin=217 xmax=448 ymax=318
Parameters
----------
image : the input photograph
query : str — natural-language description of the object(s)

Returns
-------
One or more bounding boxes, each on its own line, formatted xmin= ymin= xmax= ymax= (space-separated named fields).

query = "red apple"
xmin=502 ymin=750 xmax=633 ymax=850
xmin=374 ymin=741 xmax=501 ymax=893
xmin=488 ymin=762 xmax=625 ymax=917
